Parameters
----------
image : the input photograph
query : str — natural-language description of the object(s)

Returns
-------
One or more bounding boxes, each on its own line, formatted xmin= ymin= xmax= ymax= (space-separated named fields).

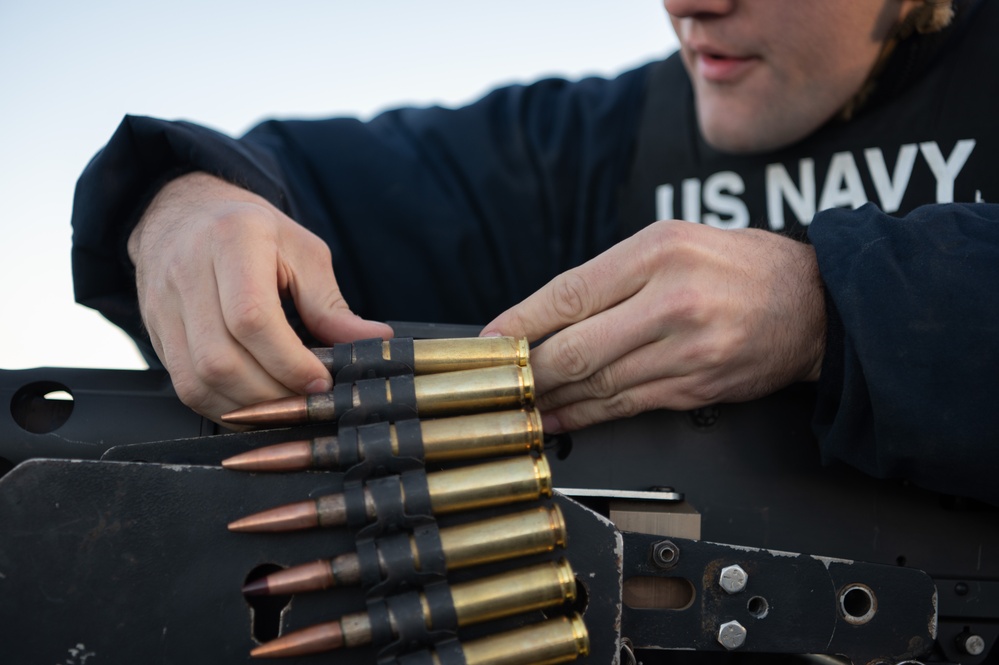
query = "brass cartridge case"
xmin=409 ymin=337 xmax=529 ymax=373
xmin=228 ymin=455 xmax=552 ymax=532
xmin=418 ymin=408 xmax=544 ymax=461
xmin=459 ymin=614 xmax=590 ymax=665
xmin=244 ymin=505 xmax=569 ymax=596
xmin=221 ymin=408 xmax=544 ymax=472
xmin=440 ymin=505 xmax=567 ymax=570
xmin=428 ymin=455 xmax=552 ymax=515
xmin=313 ymin=336 xmax=529 ymax=376
xmin=450 ymin=558 xmax=576 ymax=626
xmin=411 ymin=365 xmax=534 ymax=417
xmin=249 ymin=561 xmax=577 ymax=657
xmin=222 ymin=365 xmax=535 ymax=426
xmin=353 ymin=560 xmax=576 ymax=645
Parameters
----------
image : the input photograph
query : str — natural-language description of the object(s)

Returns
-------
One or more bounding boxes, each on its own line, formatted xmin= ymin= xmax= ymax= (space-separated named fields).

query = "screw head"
xmin=961 ymin=634 xmax=986 ymax=656
xmin=719 ymin=565 xmax=748 ymax=594
xmin=717 ymin=620 xmax=747 ymax=650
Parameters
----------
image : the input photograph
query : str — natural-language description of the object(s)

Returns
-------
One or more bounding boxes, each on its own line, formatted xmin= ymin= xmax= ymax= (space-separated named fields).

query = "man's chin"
xmin=697 ymin=112 xmax=812 ymax=155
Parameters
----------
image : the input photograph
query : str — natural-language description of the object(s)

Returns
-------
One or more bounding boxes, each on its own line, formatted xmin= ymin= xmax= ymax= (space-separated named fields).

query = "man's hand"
xmin=481 ymin=220 xmax=826 ymax=432
xmin=128 ymin=172 xmax=392 ymax=423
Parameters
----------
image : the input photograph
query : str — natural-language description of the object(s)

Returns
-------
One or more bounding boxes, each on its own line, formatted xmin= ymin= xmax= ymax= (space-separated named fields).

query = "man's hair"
xmin=904 ymin=0 xmax=955 ymax=36
xmin=841 ymin=0 xmax=955 ymax=120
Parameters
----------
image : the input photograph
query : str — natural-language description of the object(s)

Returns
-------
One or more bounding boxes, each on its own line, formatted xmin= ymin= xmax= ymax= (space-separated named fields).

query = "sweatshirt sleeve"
xmin=70 ymin=67 xmax=650 ymax=358
xmin=808 ymin=202 xmax=999 ymax=505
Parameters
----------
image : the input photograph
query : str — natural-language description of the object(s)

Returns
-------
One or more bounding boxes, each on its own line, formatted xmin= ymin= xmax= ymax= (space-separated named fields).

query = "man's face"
xmin=666 ymin=0 xmax=916 ymax=154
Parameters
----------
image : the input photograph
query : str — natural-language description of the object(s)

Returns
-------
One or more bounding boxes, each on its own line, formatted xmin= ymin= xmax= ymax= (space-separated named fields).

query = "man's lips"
xmin=692 ymin=49 xmax=759 ymax=83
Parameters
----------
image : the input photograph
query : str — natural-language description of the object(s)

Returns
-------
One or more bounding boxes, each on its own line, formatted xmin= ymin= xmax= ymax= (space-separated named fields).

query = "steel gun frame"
xmin=0 ymin=330 xmax=995 ymax=665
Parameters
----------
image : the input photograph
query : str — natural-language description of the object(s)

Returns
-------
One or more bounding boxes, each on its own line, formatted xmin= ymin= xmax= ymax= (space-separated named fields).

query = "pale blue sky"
xmin=0 ymin=1 xmax=677 ymax=370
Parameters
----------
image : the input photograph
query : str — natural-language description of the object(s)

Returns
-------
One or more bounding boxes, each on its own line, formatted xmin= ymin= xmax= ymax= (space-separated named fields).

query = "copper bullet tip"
xmin=228 ymin=500 xmax=320 ymax=533
xmin=221 ymin=441 xmax=313 ymax=471
xmin=242 ymin=577 xmax=270 ymax=596
xmin=221 ymin=396 xmax=310 ymax=426
xmin=250 ymin=620 xmax=344 ymax=658
xmin=245 ymin=560 xmax=337 ymax=596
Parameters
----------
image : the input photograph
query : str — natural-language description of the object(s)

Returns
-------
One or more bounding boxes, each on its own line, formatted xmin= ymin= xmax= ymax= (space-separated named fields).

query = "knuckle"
xmin=170 ymin=370 xmax=213 ymax=412
xmin=549 ymin=403 xmax=595 ymax=433
xmin=190 ymin=347 xmax=241 ymax=389
xmin=549 ymin=336 xmax=592 ymax=382
xmin=604 ymin=391 xmax=646 ymax=421
xmin=664 ymin=287 xmax=711 ymax=328
xmin=641 ymin=220 xmax=705 ymax=274
xmin=551 ymin=272 xmax=590 ymax=320
xmin=647 ymin=219 xmax=690 ymax=253
xmin=209 ymin=208 xmax=254 ymax=243
xmin=683 ymin=376 xmax=724 ymax=406
xmin=321 ymin=289 xmax=349 ymax=314
xmin=213 ymin=204 xmax=269 ymax=233
xmin=301 ymin=229 xmax=333 ymax=261
xmin=209 ymin=204 xmax=282 ymax=250
xmin=161 ymin=257 xmax=190 ymax=292
xmin=583 ymin=367 xmax=618 ymax=399
xmin=496 ymin=307 xmax=532 ymax=338
xmin=691 ymin=327 xmax=747 ymax=371
xmin=224 ymin=296 xmax=273 ymax=340
xmin=313 ymin=240 xmax=333 ymax=267
xmin=310 ymin=289 xmax=352 ymax=331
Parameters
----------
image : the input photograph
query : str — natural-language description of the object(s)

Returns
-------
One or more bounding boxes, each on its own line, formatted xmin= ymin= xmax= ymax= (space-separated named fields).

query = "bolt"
xmin=651 ymin=540 xmax=680 ymax=569
xmin=719 ymin=565 xmax=748 ymax=594
xmin=958 ymin=633 xmax=985 ymax=656
xmin=717 ymin=620 xmax=747 ymax=650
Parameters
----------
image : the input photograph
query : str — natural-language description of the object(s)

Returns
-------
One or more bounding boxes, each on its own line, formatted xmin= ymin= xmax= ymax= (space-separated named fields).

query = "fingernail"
xmin=541 ymin=413 xmax=563 ymax=434
xmin=480 ymin=330 xmax=502 ymax=338
xmin=305 ymin=378 xmax=332 ymax=393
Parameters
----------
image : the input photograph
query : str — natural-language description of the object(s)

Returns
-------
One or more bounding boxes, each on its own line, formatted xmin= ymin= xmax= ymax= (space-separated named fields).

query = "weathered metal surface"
xmin=0 ymin=460 xmax=620 ymax=665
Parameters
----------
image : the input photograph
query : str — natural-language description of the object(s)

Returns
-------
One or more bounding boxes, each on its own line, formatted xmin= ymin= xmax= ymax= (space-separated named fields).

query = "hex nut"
xmin=651 ymin=540 xmax=680 ymax=569
xmin=717 ymin=620 xmax=747 ymax=650
xmin=719 ymin=564 xmax=748 ymax=594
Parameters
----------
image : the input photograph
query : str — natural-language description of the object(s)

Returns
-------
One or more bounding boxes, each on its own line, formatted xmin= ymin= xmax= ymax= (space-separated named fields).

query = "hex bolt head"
xmin=719 ymin=565 xmax=748 ymax=594
xmin=960 ymin=633 xmax=986 ymax=656
xmin=718 ymin=620 xmax=747 ymax=650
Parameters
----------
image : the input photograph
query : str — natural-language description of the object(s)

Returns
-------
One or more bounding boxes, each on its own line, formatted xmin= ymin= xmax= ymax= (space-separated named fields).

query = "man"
xmin=71 ymin=0 xmax=998 ymax=504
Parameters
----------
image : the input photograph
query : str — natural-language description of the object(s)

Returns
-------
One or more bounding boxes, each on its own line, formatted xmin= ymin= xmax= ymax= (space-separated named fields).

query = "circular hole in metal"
xmin=747 ymin=595 xmax=769 ymax=619
xmin=839 ymin=584 xmax=877 ymax=625
xmin=244 ymin=564 xmax=293 ymax=643
xmin=10 ymin=381 xmax=75 ymax=434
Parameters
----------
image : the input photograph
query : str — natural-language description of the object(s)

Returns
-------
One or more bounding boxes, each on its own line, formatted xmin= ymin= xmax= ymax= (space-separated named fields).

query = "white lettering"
xmin=702 ymin=171 xmax=749 ymax=229
xmin=920 ymin=139 xmax=975 ymax=203
xmin=819 ymin=151 xmax=867 ymax=211
xmin=655 ymin=137 xmax=978 ymax=228
xmin=682 ymin=178 xmax=701 ymax=223
xmin=766 ymin=159 xmax=815 ymax=230
xmin=865 ymin=144 xmax=917 ymax=213
xmin=655 ymin=184 xmax=674 ymax=220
